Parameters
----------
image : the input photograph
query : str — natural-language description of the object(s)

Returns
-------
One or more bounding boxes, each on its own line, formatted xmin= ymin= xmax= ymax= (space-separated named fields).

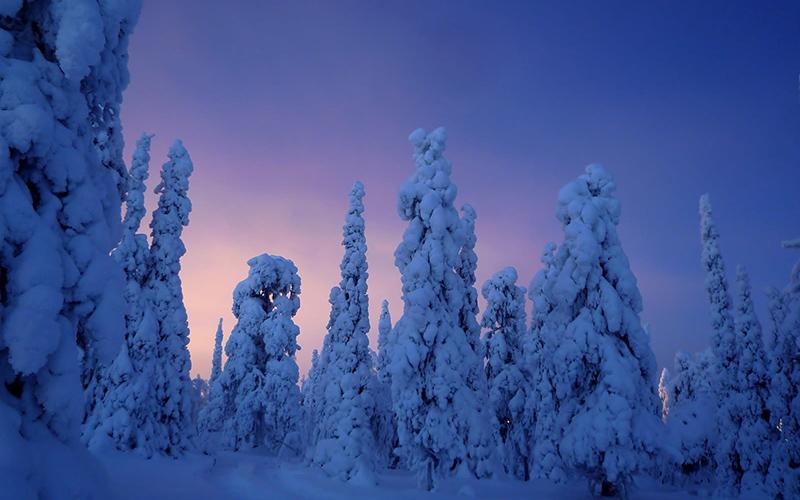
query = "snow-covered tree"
xmin=83 ymin=133 xmax=161 ymax=456
xmin=191 ymin=375 xmax=210 ymax=418
xmin=391 ymin=127 xmax=496 ymax=490
xmin=301 ymin=349 xmax=323 ymax=448
xmin=766 ymin=239 xmax=800 ymax=498
xmin=0 ymin=2 xmax=140 ymax=496
xmin=532 ymin=165 xmax=661 ymax=496
xmin=731 ymin=265 xmax=772 ymax=492
xmin=699 ymin=194 xmax=749 ymax=495
xmin=310 ymin=181 xmax=379 ymax=484
xmin=147 ymin=140 xmax=195 ymax=455
xmin=480 ymin=267 xmax=530 ymax=479
xmin=660 ymin=350 xmax=716 ymax=486
xmin=524 ymin=242 xmax=566 ymax=482
xmin=211 ymin=318 xmax=224 ymax=384
xmin=377 ymin=300 xmax=393 ymax=383
xmin=374 ymin=299 xmax=398 ymax=468
xmin=201 ymin=254 xmax=302 ymax=454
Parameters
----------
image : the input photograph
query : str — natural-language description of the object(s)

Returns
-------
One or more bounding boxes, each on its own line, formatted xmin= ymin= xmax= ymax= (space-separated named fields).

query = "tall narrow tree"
xmin=698 ymin=194 xmax=742 ymax=495
xmin=732 ymin=265 xmax=772 ymax=492
xmin=311 ymin=182 xmax=379 ymax=484
xmin=391 ymin=127 xmax=495 ymax=490
xmin=481 ymin=267 xmax=530 ymax=479
xmin=84 ymin=133 xmax=161 ymax=456
xmin=211 ymin=318 xmax=224 ymax=384
xmin=148 ymin=140 xmax=195 ymax=455
xmin=375 ymin=299 xmax=398 ymax=467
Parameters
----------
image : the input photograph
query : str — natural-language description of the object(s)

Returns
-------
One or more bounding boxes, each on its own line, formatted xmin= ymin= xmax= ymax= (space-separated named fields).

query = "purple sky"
xmin=120 ymin=0 xmax=800 ymax=377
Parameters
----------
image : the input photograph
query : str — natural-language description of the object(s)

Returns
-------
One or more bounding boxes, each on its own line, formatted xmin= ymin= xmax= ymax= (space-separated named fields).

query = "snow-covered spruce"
xmin=698 ymin=194 xmax=746 ymax=495
xmin=200 ymin=254 xmax=302 ymax=454
xmin=658 ymin=369 xmax=670 ymax=421
xmin=374 ymin=300 xmax=399 ymax=467
xmin=766 ymin=239 xmax=800 ymax=498
xmin=146 ymin=140 xmax=195 ymax=455
xmin=0 ymin=2 xmax=140 ymax=497
xmin=84 ymin=133 xmax=162 ymax=456
xmin=455 ymin=203 xmax=497 ymax=478
xmin=480 ymin=267 xmax=530 ymax=480
xmin=660 ymin=350 xmax=716 ymax=486
xmin=211 ymin=318 xmax=224 ymax=384
xmin=391 ymin=127 xmax=496 ymax=490
xmin=524 ymin=242 xmax=566 ymax=482
xmin=530 ymin=165 xmax=661 ymax=496
xmin=310 ymin=181 xmax=379 ymax=484
xmin=731 ymin=265 xmax=772 ymax=492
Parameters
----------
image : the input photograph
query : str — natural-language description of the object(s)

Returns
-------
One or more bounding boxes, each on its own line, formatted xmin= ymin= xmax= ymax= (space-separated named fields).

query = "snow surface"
xmin=98 ymin=450 xmax=689 ymax=500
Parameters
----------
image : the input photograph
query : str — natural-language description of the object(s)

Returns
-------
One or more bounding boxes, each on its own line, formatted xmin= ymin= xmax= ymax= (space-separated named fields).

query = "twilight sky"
xmin=120 ymin=0 xmax=800 ymax=378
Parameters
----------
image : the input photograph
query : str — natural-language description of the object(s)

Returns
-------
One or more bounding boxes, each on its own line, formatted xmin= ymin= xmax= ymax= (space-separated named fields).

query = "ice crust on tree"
xmin=310 ymin=181 xmax=379 ymax=484
xmin=0 ymin=1 xmax=141 ymax=497
xmin=200 ymin=254 xmax=302 ymax=454
xmin=146 ymin=139 xmax=195 ymax=455
xmin=211 ymin=318 xmax=224 ymax=384
xmin=527 ymin=165 xmax=661 ymax=495
xmin=390 ymin=127 xmax=496 ymax=490
xmin=480 ymin=267 xmax=530 ymax=480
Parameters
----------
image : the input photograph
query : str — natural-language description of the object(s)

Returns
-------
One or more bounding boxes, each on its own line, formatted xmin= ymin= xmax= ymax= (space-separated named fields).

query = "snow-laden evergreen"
xmin=84 ymin=133 xmax=161 ymax=456
xmin=374 ymin=299 xmax=398 ymax=468
xmin=211 ymin=318 xmax=224 ymax=384
xmin=530 ymin=165 xmax=661 ymax=496
xmin=766 ymin=239 xmax=800 ymax=498
xmin=301 ymin=349 xmax=323 ymax=449
xmin=731 ymin=265 xmax=772 ymax=492
xmin=480 ymin=267 xmax=530 ymax=480
xmin=658 ymin=368 xmax=670 ymax=421
xmin=391 ymin=127 xmax=496 ymax=490
xmin=377 ymin=300 xmax=393 ymax=383
xmin=310 ymin=181 xmax=379 ymax=484
xmin=147 ymin=140 xmax=195 ymax=455
xmin=698 ymin=194 xmax=746 ymax=495
xmin=660 ymin=350 xmax=716 ymax=486
xmin=454 ymin=203 xmax=497 ymax=477
xmin=201 ymin=254 xmax=302 ymax=454
xmin=524 ymin=242 xmax=566 ymax=482
xmin=0 ymin=1 xmax=140 ymax=496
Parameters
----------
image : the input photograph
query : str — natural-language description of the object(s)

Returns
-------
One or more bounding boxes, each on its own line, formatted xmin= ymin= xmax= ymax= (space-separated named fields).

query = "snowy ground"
xmin=101 ymin=450 xmax=692 ymax=500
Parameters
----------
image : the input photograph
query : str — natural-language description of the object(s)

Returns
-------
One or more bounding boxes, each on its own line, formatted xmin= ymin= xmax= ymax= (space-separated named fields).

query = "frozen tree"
xmin=731 ymin=265 xmax=772 ymax=492
xmin=481 ymin=267 xmax=530 ymax=479
xmin=200 ymin=254 xmax=302 ymax=454
xmin=0 ymin=1 xmax=140 ymax=497
xmin=699 ymin=194 xmax=746 ymax=495
xmin=766 ymin=239 xmax=800 ymax=498
xmin=524 ymin=242 xmax=566 ymax=482
xmin=374 ymin=299 xmax=398 ymax=467
xmin=301 ymin=349 xmax=322 ymax=448
xmin=661 ymin=350 xmax=716 ymax=486
xmin=311 ymin=182 xmax=379 ymax=484
xmin=454 ymin=203 xmax=497 ymax=476
xmin=211 ymin=318 xmax=224 ymax=384
xmin=534 ymin=165 xmax=661 ymax=496
xmin=391 ymin=127 xmax=496 ymax=490
xmin=83 ymin=133 xmax=161 ymax=456
xmin=191 ymin=375 xmax=210 ymax=417
xmin=147 ymin=140 xmax=195 ymax=455
xmin=377 ymin=300 xmax=393 ymax=383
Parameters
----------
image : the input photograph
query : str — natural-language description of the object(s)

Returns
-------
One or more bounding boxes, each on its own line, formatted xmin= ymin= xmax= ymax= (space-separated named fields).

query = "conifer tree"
xmin=391 ymin=128 xmax=495 ymax=490
xmin=148 ymin=140 xmax=195 ymax=455
xmin=481 ymin=267 xmax=530 ymax=479
xmin=311 ymin=182 xmax=379 ymax=484
xmin=533 ymin=165 xmax=661 ymax=496
xmin=211 ymin=318 xmax=224 ymax=384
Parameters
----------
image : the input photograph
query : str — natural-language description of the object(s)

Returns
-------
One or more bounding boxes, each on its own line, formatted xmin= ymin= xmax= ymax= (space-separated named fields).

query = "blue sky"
xmin=121 ymin=0 xmax=800 ymax=375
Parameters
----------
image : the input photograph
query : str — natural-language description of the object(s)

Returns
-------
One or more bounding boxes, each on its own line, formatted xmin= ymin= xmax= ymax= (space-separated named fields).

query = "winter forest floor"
xmin=100 ymin=450 xmax=700 ymax=500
